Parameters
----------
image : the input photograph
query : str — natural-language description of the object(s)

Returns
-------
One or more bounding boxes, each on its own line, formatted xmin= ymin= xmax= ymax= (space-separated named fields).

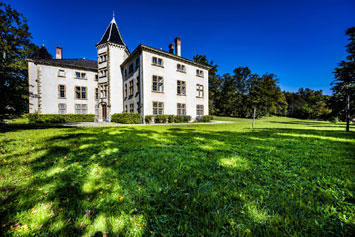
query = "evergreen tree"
xmin=0 ymin=2 xmax=38 ymax=121
xmin=331 ymin=27 xmax=355 ymax=123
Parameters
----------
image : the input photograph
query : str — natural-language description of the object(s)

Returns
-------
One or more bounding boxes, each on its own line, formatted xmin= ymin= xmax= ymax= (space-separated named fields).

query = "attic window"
xmin=177 ymin=64 xmax=186 ymax=73
xmin=152 ymin=56 xmax=163 ymax=67
xmin=75 ymin=72 xmax=86 ymax=79
xmin=196 ymin=69 xmax=204 ymax=77
xmin=58 ymin=69 xmax=65 ymax=77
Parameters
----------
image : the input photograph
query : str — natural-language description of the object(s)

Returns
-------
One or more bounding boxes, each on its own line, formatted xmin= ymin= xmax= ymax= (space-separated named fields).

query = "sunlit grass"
xmin=0 ymin=116 xmax=354 ymax=235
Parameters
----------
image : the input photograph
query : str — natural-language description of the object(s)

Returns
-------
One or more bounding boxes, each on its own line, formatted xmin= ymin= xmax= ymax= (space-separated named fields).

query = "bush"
xmin=28 ymin=113 xmax=95 ymax=124
xmin=183 ymin=115 xmax=191 ymax=123
xmin=154 ymin=115 xmax=168 ymax=123
xmin=111 ymin=113 xmax=141 ymax=124
xmin=167 ymin=115 xmax=175 ymax=123
xmin=196 ymin=115 xmax=214 ymax=122
xmin=174 ymin=115 xmax=184 ymax=123
xmin=145 ymin=115 xmax=153 ymax=124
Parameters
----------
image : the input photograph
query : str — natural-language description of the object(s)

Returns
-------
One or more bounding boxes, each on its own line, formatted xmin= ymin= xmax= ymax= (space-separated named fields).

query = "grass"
xmin=0 ymin=116 xmax=354 ymax=236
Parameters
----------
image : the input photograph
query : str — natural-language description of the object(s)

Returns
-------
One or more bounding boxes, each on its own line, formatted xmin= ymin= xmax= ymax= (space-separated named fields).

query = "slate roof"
xmin=97 ymin=17 xmax=126 ymax=46
xmin=29 ymin=58 xmax=98 ymax=71
xmin=29 ymin=46 xmax=52 ymax=60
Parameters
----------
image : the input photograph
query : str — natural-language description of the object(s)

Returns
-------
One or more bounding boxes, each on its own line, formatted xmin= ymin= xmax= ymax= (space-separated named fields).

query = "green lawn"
xmin=1 ymin=117 xmax=354 ymax=236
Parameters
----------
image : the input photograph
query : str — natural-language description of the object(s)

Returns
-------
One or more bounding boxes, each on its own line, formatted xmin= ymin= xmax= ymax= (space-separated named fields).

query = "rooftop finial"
xmin=111 ymin=11 xmax=116 ymax=24
xmin=42 ymin=40 xmax=45 ymax=47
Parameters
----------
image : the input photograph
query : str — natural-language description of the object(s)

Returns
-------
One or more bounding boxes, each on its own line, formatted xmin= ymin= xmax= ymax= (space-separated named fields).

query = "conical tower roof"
xmin=97 ymin=16 xmax=126 ymax=46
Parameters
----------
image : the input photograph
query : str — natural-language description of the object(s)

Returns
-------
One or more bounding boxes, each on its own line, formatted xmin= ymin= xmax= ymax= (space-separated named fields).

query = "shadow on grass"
xmin=1 ymin=125 xmax=354 ymax=235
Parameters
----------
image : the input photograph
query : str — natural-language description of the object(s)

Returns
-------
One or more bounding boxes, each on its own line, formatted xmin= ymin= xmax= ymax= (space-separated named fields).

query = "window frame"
xmin=196 ymin=104 xmax=204 ymax=116
xmin=177 ymin=64 xmax=186 ymax=73
xmin=58 ymin=84 xmax=66 ymax=98
xmin=129 ymin=80 xmax=134 ymax=96
xmin=152 ymin=101 xmax=164 ymax=115
xmin=75 ymin=104 xmax=87 ymax=114
xmin=177 ymin=80 xmax=186 ymax=96
xmin=152 ymin=75 xmax=164 ymax=93
xmin=177 ymin=103 xmax=186 ymax=115
xmin=75 ymin=86 xmax=87 ymax=100
xmin=152 ymin=56 xmax=164 ymax=67
xmin=75 ymin=71 xmax=87 ymax=79
xmin=58 ymin=103 xmax=66 ymax=114
xmin=196 ymin=84 xmax=204 ymax=98
xmin=58 ymin=69 xmax=66 ymax=77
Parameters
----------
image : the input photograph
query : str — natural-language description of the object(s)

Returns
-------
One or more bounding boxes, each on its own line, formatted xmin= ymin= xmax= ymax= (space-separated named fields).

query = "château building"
xmin=28 ymin=16 xmax=210 ymax=122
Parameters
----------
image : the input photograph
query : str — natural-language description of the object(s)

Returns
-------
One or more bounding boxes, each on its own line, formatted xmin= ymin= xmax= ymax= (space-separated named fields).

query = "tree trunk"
xmin=252 ymin=106 xmax=256 ymax=129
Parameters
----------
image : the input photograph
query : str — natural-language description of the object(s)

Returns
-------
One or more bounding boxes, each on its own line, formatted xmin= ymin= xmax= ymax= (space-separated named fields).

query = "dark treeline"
xmin=193 ymin=56 xmax=334 ymax=120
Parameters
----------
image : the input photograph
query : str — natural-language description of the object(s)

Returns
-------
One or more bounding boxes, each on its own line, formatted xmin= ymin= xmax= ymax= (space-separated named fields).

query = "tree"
xmin=0 ymin=2 xmax=38 ymax=121
xmin=193 ymin=55 xmax=222 ymax=115
xmin=331 ymin=27 xmax=355 ymax=131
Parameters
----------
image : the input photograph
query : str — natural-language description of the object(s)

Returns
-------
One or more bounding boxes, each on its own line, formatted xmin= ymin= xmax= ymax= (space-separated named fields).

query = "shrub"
xmin=183 ymin=115 xmax=191 ymax=123
xmin=145 ymin=115 xmax=153 ymax=124
xmin=111 ymin=113 xmax=141 ymax=124
xmin=167 ymin=115 xmax=175 ymax=123
xmin=174 ymin=115 xmax=184 ymax=123
xmin=28 ymin=113 xmax=95 ymax=124
xmin=196 ymin=115 xmax=214 ymax=122
xmin=154 ymin=115 xmax=168 ymax=123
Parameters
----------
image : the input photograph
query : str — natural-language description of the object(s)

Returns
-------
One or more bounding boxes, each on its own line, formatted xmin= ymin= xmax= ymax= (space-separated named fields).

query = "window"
xmin=95 ymin=105 xmax=99 ymax=116
xmin=58 ymin=69 xmax=65 ymax=77
xmin=177 ymin=103 xmax=186 ymax=115
xmin=152 ymin=56 xmax=163 ymax=66
xmin=125 ymin=104 xmax=128 ymax=112
xmin=58 ymin=103 xmax=66 ymax=114
xmin=129 ymin=80 xmax=134 ymax=96
xmin=75 ymin=72 xmax=86 ymax=79
xmin=100 ymin=85 xmax=107 ymax=98
xmin=95 ymin=88 xmax=99 ymax=100
xmin=177 ymin=80 xmax=186 ymax=95
xmin=124 ymin=83 xmax=128 ymax=98
xmin=100 ymin=69 xmax=107 ymax=78
xmin=136 ymin=76 xmax=140 ymax=94
xmin=124 ymin=69 xmax=127 ymax=77
xmin=130 ymin=103 xmax=134 ymax=112
xmin=137 ymin=102 xmax=140 ymax=113
xmin=58 ymin=85 xmax=66 ymax=98
xmin=197 ymin=105 xmax=204 ymax=116
xmin=196 ymin=84 xmax=204 ymax=97
xmin=152 ymin=76 xmax=163 ymax=92
xmin=129 ymin=64 xmax=134 ymax=74
xmin=177 ymin=64 xmax=186 ymax=72
xmin=135 ymin=58 xmax=140 ymax=69
xmin=196 ymin=69 xmax=204 ymax=77
xmin=75 ymin=104 xmax=87 ymax=114
xmin=99 ymin=54 xmax=107 ymax=63
xmin=95 ymin=74 xmax=98 ymax=81
xmin=75 ymin=86 xmax=87 ymax=99
xmin=153 ymin=102 xmax=164 ymax=115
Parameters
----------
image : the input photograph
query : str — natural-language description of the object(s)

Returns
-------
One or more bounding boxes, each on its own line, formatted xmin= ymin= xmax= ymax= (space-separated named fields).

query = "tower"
xmin=96 ymin=15 xmax=129 ymax=121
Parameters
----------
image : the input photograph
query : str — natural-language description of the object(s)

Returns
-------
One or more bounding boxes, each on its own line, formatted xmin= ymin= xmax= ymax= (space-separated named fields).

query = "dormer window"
xmin=75 ymin=72 xmax=86 ymax=79
xmin=152 ymin=56 xmax=163 ymax=67
xmin=58 ymin=69 xmax=65 ymax=77
xmin=177 ymin=64 xmax=186 ymax=73
xmin=196 ymin=69 xmax=204 ymax=77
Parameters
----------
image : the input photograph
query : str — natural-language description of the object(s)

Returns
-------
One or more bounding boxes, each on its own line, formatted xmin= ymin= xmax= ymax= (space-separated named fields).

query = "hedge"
xmin=111 ymin=113 xmax=141 ymax=124
xmin=196 ymin=115 xmax=214 ymax=122
xmin=144 ymin=115 xmax=192 ymax=124
xmin=28 ymin=113 xmax=95 ymax=124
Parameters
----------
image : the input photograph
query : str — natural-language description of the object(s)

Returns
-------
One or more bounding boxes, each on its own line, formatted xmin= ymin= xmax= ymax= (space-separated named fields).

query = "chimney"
xmin=174 ymin=37 xmax=181 ymax=56
xmin=168 ymin=43 xmax=174 ymax=54
xmin=56 ymin=46 xmax=63 ymax=59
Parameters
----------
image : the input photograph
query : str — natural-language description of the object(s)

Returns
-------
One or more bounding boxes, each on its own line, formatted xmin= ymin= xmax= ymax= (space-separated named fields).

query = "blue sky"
xmin=8 ymin=0 xmax=355 ymax=94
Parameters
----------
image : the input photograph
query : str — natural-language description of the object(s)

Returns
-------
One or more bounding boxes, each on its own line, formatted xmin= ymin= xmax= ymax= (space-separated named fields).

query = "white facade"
xmin=28 ymin=16 xmax=210 ymax=122
xmin=28 ymin=62 xmax=98 ymax=115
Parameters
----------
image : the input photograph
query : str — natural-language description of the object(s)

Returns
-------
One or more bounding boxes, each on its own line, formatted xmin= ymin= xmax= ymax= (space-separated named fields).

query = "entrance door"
xmin=102 ymin=104 xmax=107 ymax=121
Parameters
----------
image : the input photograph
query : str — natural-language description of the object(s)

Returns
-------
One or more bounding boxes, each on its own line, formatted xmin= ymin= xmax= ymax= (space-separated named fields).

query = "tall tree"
xmin=331 ymin=27 xmax=355 ymax=130
xmin=0 ymin=2 xmax=38 ymax=121
xmin=193 ymin=55 xmax=221 ymax=115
